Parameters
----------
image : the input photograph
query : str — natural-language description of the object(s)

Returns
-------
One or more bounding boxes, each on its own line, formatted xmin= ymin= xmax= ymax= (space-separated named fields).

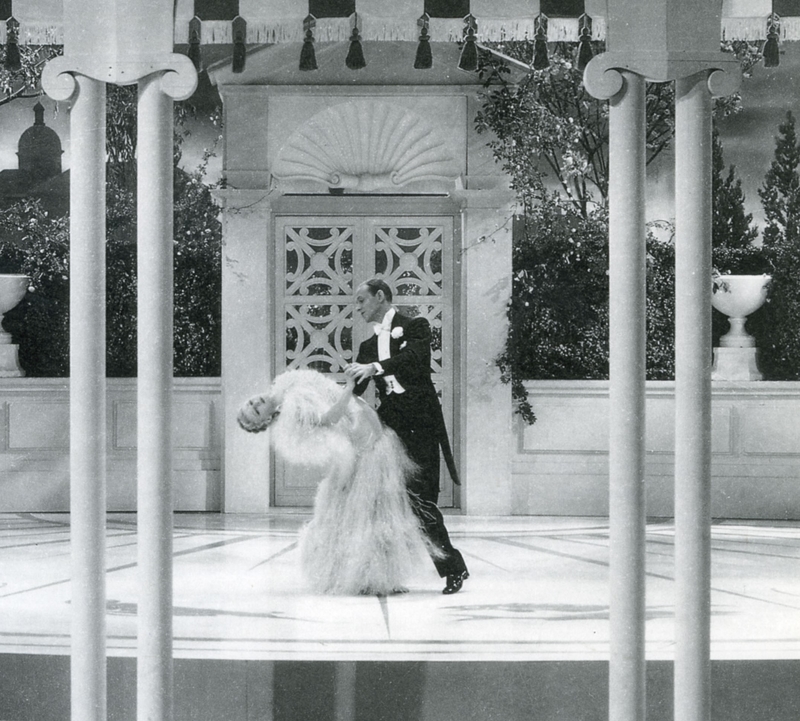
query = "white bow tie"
xmin=374 ymin=322 xmax=391 ymax=336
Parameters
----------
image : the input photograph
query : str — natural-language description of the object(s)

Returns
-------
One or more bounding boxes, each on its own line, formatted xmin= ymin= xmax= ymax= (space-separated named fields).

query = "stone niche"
xmin=209 ymin=41 xmax=518 ymax=515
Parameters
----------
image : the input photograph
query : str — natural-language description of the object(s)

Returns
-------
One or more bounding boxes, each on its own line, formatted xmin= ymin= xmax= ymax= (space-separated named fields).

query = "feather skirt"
xmin=298 ymin=427 xmax=432 ymax=595
xmin=267 ymin=370 xmax=433 ymax=595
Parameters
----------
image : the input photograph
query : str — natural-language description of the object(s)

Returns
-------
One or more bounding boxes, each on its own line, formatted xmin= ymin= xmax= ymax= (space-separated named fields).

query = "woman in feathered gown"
xmin=237 ymin=369 xmax=437 ymax=596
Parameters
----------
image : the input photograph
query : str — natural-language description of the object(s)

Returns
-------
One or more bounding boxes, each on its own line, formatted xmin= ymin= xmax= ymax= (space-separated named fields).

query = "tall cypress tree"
xmin=759 ymin=110 xmax=800 ymax=250
xmin=712 ymin=127 xmax=758 ymax=248
xmin=755 ymin=111 xmax=800 ymax=379
xmin=710 ymin=127 xmax=766 ymax=350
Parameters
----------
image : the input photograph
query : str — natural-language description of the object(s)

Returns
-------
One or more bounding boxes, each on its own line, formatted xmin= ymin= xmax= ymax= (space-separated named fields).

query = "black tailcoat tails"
xmin=354 ymin=310 xmax=468 ymax=579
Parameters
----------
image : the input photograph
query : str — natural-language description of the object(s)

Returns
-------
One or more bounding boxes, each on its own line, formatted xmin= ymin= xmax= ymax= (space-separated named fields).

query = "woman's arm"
xmin=319 ymin=375 xmax=356 ymax=427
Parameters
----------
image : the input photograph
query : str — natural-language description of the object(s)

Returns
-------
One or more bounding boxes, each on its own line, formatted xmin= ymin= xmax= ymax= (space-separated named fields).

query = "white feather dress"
xmin=266 ymin=369 xmax=434 ymax=595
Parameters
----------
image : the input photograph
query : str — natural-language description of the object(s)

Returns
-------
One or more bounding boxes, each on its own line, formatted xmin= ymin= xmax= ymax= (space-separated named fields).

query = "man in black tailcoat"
xmin=345 ymin=278 xmax=469 ymax=595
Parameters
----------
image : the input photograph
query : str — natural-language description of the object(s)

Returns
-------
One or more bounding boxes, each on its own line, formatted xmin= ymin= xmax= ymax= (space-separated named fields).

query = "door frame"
xmin=269 ymin=194 xmax=463 ymax=509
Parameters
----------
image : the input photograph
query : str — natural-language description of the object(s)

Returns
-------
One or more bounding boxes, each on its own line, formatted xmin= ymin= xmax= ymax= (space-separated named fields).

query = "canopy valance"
xmin=2 ymin=0 xmax=800 ymax=45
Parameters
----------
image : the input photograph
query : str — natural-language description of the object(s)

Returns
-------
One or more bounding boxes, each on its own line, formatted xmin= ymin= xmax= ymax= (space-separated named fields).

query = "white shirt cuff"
xmin=372 ymin=362 xmax=384 ymax=376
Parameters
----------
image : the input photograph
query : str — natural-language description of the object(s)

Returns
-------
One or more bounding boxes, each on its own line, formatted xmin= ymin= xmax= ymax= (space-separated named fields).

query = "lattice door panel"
xmin=374 ymin=224 xmax=445 ymax=297
xmin=274 ymin=215 xmax=456 ymax=508
xmin=280 ymin=223 xmax=355 ymax=374
xmin=370 ymin=219 xmax=452 ymax=387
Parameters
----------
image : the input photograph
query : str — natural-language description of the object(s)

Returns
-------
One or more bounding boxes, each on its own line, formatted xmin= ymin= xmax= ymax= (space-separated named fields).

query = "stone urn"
xmin=0 ymin=274 xmax=29 ymax=377
xmin=711 ymin=274 xmax=771 ymax=381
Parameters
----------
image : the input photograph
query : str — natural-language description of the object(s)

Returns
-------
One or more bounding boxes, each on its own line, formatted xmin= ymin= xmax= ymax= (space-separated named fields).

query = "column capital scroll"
xmin=584 ymin=52 xmax=742 ymax=101
xmin=43 ymin=54 xmax=198 ymax=102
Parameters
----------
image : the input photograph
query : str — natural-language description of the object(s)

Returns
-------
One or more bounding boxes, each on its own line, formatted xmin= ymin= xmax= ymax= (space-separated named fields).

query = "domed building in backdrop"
xmin=0 ymin=100 xmax=68 ymax=216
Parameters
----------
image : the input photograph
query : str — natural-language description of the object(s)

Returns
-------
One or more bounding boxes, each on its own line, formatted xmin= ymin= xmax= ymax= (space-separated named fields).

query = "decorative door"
xmin=274 ymin=214 xmax=457 ymax=508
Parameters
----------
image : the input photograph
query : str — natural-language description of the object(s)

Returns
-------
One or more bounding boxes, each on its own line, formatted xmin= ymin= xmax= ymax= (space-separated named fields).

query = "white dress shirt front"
xmin=373 ymin=308 xmax=405 ymax=394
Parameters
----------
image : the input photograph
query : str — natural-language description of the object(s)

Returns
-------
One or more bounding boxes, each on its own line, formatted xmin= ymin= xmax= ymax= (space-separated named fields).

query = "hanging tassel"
xmin=415 ymin=27 xmax=432 ymax=69
xmin=533 ymin=15 xmax=549 ymax=71
xmin=346 ymin=13 xmax=366 ymax=70
xmin=300 ymin=14 xmax=317 ymax=71
xmin=458 ymin=14 xmax=478 ymax=72
xmin=5 ymin=17 xmax=20 ymax=72
xmin=576 ymin=15 xmax=593 ymax=71
xmin=5 ymin=41 xmax=20 ymax=72
xmin=414 ymin=13 xmax=432 ymax=70
xmin=533 ymin=31 xmax=549 ymax=70
xmin=764 ymin=14 xmax=780 ymax=67
xmin=188 ymin=16 xmax=202 ymax=71
xmin=576 ymin=31 xmax=592 ymax=70
xmin=232 ymin=16 xmax=247 ymax=73
xmin=763 ymin=31 xmax=779 ymax=66
xmin=300 ymin=30 xmax=317 ymax=70
xmin=346 ymin=27 xmax=366 ymax=69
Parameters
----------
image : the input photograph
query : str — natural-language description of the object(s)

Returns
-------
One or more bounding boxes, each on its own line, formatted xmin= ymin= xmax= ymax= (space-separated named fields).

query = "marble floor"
xmin=0 ymin=513 xmax=798 ymax=662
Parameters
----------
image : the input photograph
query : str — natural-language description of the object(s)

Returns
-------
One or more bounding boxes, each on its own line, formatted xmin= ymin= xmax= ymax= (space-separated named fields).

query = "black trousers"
xmin=379 ymin=401 xmax=467 ymax=579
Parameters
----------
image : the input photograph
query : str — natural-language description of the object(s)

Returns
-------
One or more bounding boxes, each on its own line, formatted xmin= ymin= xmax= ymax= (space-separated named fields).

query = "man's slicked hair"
xmin=361 ymin=277 xmax=393 ymax=302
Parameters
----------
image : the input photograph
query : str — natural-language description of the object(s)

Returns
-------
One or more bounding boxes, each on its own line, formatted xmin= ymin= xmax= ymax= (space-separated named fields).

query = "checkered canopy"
xmin=2 ymin=0 xmax=800 ymax=45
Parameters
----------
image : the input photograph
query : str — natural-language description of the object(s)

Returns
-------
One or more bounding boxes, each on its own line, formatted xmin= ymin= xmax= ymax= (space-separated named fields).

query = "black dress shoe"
xmin=442 ymin=570 xmax=469 ymax=595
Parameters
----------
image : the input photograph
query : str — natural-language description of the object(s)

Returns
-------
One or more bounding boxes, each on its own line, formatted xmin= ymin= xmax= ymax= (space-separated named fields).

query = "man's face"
xmin=355 ymin=285 xmax=384 ymax=324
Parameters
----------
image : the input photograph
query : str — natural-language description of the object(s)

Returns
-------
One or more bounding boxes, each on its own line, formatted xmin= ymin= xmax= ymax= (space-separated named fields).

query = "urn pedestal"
xmin=711 ymin=274 xmax=771 ymax=381
xmin=0 ymin=274 xmax=29 ymax=377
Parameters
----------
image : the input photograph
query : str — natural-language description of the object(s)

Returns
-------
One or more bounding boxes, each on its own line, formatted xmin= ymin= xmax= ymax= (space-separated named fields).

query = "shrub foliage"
xmin=0 ymin=85 xmax=222 ymax=377
xmin=478 ymin=40 xmax=767 ymax=421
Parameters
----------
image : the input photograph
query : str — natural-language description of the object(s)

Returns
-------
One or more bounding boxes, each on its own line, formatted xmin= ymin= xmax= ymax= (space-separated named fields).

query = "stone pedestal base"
xmin=0 ymin=343 xmax=24 ymax=377
xmin=712 ymin=347 xmax=761 ymax=381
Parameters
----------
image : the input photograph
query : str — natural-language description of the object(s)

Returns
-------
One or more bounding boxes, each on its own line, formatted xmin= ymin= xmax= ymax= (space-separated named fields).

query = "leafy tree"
xmin=172 ymin=161 xmax=222 ymax=376
xmin=476 ymin=44 xmax=610 ymax=218
xmin=0 ymin=81 xmax=223 ymax=377
xmin=0 ymin=44 xmax=61 ymax=107
xmin=496 ymin=197 xmax=609 ymax=421
xmin=477 ymin=40 xmax=761 ymax=220
xmin=477 ymin=39 xmax=762 ymax=419
xmin=102 ymin=165 xmax=222 ymax=377
xmin=645 ymin=221 xmax=676 ymax=380
xmin=0 ymin=44 xmax=69 ymax=374
xmin=102 ymin=84 xmax=223 ymax=377
xmin=0 ymin=200 xmax=70 ymax=376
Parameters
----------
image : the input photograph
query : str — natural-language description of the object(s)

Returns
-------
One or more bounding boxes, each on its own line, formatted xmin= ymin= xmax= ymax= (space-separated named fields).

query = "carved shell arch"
xmin=272 ymin=101 xmax=460 ymax=191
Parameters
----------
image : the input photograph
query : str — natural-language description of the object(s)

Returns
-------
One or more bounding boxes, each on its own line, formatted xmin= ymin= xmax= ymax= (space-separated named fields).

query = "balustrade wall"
xmin=0 ymin=378 xmax=221 ymax=513
xmin=1 ymin=377 xmax=798 ymax=519
xmin=514 ymin=380 xmax=800 ymax=519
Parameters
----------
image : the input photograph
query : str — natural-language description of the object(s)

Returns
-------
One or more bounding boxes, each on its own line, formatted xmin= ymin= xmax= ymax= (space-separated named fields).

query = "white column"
xmin=674 ymin=71 xmax=713 ymax=721
xmin=607 ymin=71 xmax=647 ymax=721
xmin=215 ymin=190 xmax=273 ymax=513
xmin=69 ymin=73 xmax=107 ymax=721
xmin=137 ymin=72 xmax=175 ymax=721
xmin=453 ymin=189 xmax=515 ymax=515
